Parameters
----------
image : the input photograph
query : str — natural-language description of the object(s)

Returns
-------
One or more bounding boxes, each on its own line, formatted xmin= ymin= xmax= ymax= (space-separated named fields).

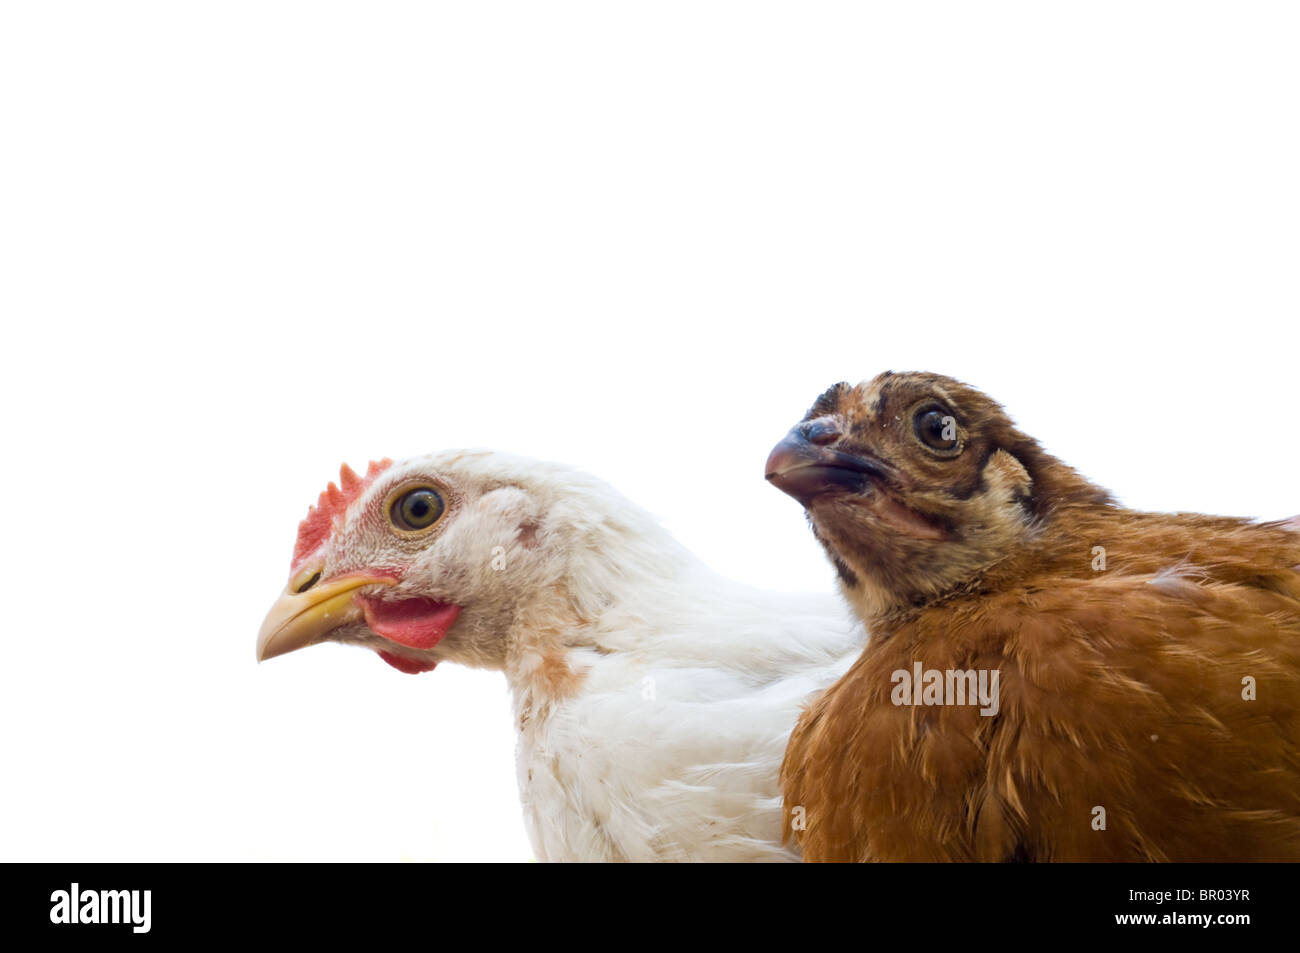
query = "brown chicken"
xmin=766 ymin=371 xmax=1300 ymax=862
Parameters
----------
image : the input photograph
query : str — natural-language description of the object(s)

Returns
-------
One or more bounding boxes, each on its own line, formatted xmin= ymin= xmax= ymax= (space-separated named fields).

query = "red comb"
xmin=291 ymin=458 xmax=393 ymax=568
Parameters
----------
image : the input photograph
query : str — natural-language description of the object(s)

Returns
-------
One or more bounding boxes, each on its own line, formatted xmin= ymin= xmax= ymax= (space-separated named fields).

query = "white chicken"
xmin=257 ymin=450 xmax=863 ymax=861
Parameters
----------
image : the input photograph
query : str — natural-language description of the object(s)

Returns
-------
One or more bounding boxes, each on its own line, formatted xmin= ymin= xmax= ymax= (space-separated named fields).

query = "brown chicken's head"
xmin=766 ymin=371 xmax=1108 ymax=621
xmin=256 ymin=450 xmax=629 ymax=675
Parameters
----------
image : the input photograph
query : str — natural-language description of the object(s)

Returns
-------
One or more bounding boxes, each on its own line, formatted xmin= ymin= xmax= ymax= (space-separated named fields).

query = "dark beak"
xmin=765 ymin=424 xmax=889 ymax=507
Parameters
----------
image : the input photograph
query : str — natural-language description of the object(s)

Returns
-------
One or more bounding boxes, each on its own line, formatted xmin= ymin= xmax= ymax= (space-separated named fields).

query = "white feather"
xmin=325 ymin=450 xmax=866 ymax=861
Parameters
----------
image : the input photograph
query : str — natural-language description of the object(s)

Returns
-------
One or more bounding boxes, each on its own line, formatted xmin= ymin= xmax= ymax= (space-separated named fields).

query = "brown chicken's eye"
xmin=391 ymin=487 xmax=446 ymax=531
xmin=914 ymin=407 xmax=960 ymax=453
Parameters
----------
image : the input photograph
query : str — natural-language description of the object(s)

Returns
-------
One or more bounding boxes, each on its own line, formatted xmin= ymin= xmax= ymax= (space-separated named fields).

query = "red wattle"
xmin=377 ymin=651 xmax=439 ymax=675
xmin=354 ymin=595 xmax=462 ymax=650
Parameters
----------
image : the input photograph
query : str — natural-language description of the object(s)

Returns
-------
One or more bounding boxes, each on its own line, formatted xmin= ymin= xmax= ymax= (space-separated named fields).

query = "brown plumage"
xmin=766 ymin=371 xmax=1300 ymax=862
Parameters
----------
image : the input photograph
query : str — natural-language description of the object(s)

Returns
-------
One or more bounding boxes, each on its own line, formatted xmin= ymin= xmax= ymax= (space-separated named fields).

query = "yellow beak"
xmin=256 ymin=567 xmax=398 ymax=662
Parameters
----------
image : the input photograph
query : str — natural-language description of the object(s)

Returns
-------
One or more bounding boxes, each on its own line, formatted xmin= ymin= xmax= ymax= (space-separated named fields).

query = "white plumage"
xmin=509 ymin=546 xmax=863 ymax=862
xmin=258 ymin=450 xmax=865 ymax=861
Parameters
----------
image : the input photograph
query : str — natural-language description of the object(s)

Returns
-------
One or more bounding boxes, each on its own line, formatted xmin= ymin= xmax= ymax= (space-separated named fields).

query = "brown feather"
xmin=777 ymin=372 xmax=1300 ymax=861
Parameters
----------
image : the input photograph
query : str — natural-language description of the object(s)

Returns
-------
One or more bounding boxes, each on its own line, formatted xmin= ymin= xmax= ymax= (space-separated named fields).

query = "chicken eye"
xmin=391 ymin=487 xmax=445 ymax=531
xmin=914 ymin=407 xmax=960 ymax=452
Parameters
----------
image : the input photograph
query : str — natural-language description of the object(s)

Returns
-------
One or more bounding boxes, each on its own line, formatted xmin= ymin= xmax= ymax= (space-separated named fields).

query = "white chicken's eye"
xmin=391 ymin=487 xmax=445 ymax=532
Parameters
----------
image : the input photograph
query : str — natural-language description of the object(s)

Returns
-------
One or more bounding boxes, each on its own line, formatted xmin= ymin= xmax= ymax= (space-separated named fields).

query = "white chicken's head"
xmin=256 ymin=450 xmax=644 ymax=674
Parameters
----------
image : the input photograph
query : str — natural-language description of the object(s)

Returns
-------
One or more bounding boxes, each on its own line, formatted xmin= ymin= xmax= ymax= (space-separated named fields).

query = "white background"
xmin=1 ymin=2 xmax=1296 ymax=861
